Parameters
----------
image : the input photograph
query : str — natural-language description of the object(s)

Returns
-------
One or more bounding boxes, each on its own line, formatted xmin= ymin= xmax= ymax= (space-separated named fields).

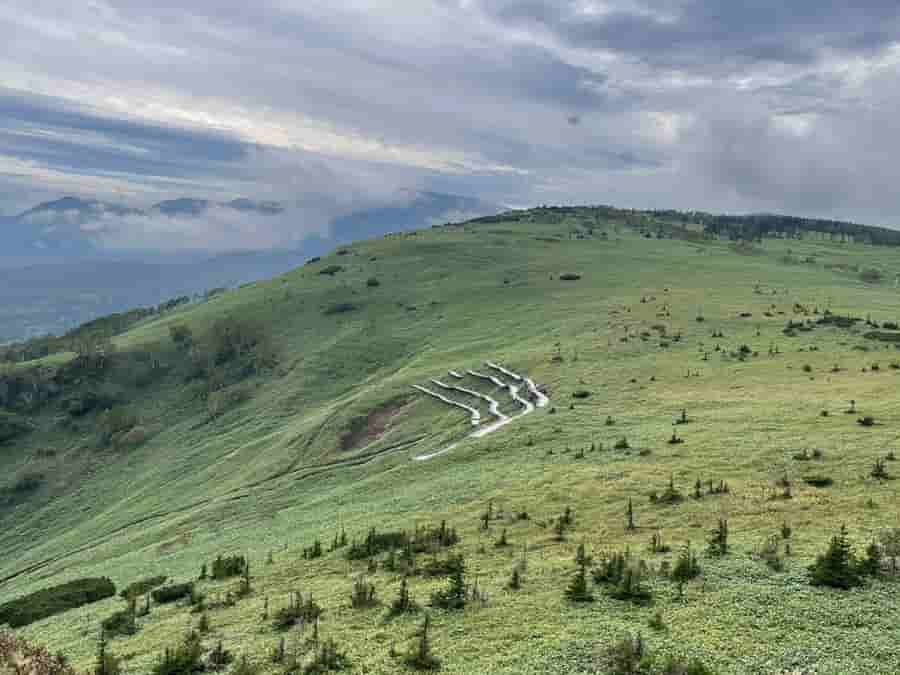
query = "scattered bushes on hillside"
xmin=323 ymin=302 xmax=357 ymax=316
xmin=97 ymin=407 xmax=139 ymax=447
xmin=349 ymin=576 xmax=378 ymax=609
xmin=346 ymin=523 xmax=458 ymax=561
xmin=0 ymin=577 xmax=115 ymax=628
xmin=593 ymin=551 xmax=652 ymax=605
xmin=151 ymin=630 xmax=204 ymax=675
xmin=151 ymin=583 xmax=195 ymax=604
xmin=809 ymin=525 xmax=864 ymax=589
xmin=0 ymin=411 xmax=32 ymax=443
xmin=1 ymin=471 xmax=45 ymax=504
xmin=319 ymin=265 xmax=344 ymax=276
xmin=64 ymin=387 xmax=122 ymax=418
xmin=207 ymin=384 xmax=252 ymax=419
xmin=207 ymin=317 xmax=275 ymax=370
xmin=430 ymin=556 xmax=467 ymax=610
xmin=405 ymin=614 xmax=439 ymax=671
xmin=210 ymin=554 xmax=247 ymax=580
xmin=102 ymin=605 xmax=137 ymax=638
xmin=860 ymin=268 xmax=884 ymax=284
xmin=272 ymin=592 xmax=322 ymax=631
xmin=305 ymin=639 xmax=350 ymax=674
xmin=803 ymin=475 xmax=834 ymax=488
xmin=169 ymin=324 xmax=193 ymax=349
xmin=599 ymin=635 xmax=717 ymax=675
xmin=120 ymin=576 xmax=168 ymax=599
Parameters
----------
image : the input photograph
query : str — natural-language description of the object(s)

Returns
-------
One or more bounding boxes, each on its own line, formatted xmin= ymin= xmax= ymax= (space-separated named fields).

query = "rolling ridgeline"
xmin=2 ymin=207 xmax=900 ymax=674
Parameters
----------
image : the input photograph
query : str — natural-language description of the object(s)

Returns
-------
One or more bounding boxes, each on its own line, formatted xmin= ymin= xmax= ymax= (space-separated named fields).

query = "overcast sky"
xmin=3 ymin=0 xmax=900 ymax=228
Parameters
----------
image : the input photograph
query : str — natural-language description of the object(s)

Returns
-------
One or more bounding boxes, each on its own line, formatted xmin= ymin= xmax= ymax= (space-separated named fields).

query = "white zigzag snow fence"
xmin=412 ymin=363 xmax=548 ymax=460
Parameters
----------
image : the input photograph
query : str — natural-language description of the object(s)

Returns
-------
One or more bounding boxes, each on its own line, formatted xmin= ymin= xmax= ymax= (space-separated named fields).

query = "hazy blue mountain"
xmin=0 ymin=251 xmax=308 ymax=342
xmin=0 ymin=190 xmax=502 ymax=342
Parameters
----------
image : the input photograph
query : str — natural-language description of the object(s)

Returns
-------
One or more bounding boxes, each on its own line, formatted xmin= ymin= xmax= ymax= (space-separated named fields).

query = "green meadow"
xmin=2 ymin=209 xmax=900 ymax=674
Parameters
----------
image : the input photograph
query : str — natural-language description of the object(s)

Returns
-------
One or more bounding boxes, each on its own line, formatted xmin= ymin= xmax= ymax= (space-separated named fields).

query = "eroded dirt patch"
xmin=340 ymin=395 xmax=414 ymax=451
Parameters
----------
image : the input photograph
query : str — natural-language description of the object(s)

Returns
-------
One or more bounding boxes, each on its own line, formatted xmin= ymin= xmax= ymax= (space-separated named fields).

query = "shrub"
xmin=151 ymin=583 xmax=194 ymax=604
xmin=151 ymin=631 xmax=204 ymax=675
xmin=207 ymin=385 xmax=252 ymax=419
xmin=757 ymin=535 xmax=785 ymax=572
xmin=405 ymin=614 xmax=440 ymax=671
xmin=102 ymin=607 xmax=137 ymax=638
xmin=803 ymin=475 xmax=834 ymax=488
xmin=0 ymin=577 xmax=115 ymax=627
xmin=304 ymin=639 xmax=350 ymax=674
xmin=4 ymin=471 xmax=44 ymax=499
xmin=97 ymin=407 xmax=138 ymax=446
xmin=652 ymin=476 xmax=684 ymax=505
xmin=860 ymin=268 xmax=884 ymax=284
xmin=323 ymin=303 xmax=357 ymax=315
xmin=706 ymin=519 xmax=729 ymax=557
xmin=601 ymin=635 xmax=651 ymax=675
xmin=205 ymin=317 xmax=274 ymax=371
xmin=671 ymin=544 xmax=701 ymax=599
xmin=319 ymin=265 xmax=343 ymax=276
xmin=274 ymin=593 xmax=322 ymax=631
xmin=349 ymin=576 xmax=377 ymax=609
xmin=857 ymin=416 xmax=876 ymax=427
xmin=388 ymin=578 xmax=417 ymax=617
xmin=0 ymin=411 xmax=32 ymax=443
xmin=169 ymin=325 xmax=193 ymax=348
xmin=366 ymin=278 xmax=380 ymax=287
xmin=809 ymin=525 xmax=864 ymax=589
xmin=430 ymin=556 xmax=467 ymax=610
xmin=871 ymin=457 xmax=890 ymax=480
xmin=559 ymin=273 xmax=582 ymax=281
xmin=210 ymin=554 xmax=247 ymax=580
xmin=572 ymin=390 xmax=592 ymax=399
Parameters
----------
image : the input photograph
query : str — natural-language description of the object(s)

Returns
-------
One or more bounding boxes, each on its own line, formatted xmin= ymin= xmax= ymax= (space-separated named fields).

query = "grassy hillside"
xmin=2 ymin=209 xmax=900 ymax=674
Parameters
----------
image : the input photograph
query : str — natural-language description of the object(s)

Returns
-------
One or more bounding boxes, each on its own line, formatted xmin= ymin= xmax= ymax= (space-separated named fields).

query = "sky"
xmin=3 ymin=0 xmax=900 ymax=237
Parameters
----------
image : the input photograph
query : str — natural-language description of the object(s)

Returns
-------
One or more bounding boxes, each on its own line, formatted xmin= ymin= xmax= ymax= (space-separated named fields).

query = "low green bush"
xmin=0 ymin=411 xmax=32 ymax=443
xmin=151 ymin=582 xmax=194 ymax=604
xmin=0 ymin=577 xmax=115 ymax=627
xmin=120 ymin=575 xmax=167 ymax=599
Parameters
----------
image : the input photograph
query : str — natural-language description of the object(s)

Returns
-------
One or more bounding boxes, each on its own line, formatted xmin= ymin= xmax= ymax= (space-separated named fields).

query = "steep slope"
xmin=2 ymin=211 xmax=900 ymax=674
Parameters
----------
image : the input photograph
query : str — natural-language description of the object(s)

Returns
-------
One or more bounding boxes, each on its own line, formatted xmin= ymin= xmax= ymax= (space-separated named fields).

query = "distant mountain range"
xmin=0 ymin=191 xmax=501 ymax=341
xmin=1 ymin=196 xmax=286 ymax=261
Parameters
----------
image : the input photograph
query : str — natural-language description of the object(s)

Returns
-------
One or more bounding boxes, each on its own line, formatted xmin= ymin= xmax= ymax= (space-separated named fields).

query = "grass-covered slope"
xmin=2 ymin=210 xmax=900 ymax=674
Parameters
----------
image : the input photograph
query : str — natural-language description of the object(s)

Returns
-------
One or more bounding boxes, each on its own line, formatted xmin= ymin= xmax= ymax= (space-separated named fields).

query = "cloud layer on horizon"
xmin=2 ymin=0 xmax=900 ymax=250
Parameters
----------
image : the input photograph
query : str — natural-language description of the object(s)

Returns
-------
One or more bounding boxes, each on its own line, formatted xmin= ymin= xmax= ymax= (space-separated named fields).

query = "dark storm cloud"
xmin=1 ymin=0 xmax=899 ymax=245
xmin=0 ymin=91 xmax=248 ymax=163
xmin=0 ymin=91 xmax=254 ymax=185
xmin=476 ymin=0 xmax=900 ymax=69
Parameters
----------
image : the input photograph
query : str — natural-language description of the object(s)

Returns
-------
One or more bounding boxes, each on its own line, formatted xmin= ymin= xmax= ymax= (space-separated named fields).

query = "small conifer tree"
xmin=405 ymin=614 xmax=440 ymax=671
xmin=706 ymin=519 xmax=729 ymax=557
xmin=671 ymin=543 xmax=700 ymax=599
xmin=809 ymin=525 xmax=863 ymax=588
xmin=565 ymin=543 xmax=594 ymax=602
